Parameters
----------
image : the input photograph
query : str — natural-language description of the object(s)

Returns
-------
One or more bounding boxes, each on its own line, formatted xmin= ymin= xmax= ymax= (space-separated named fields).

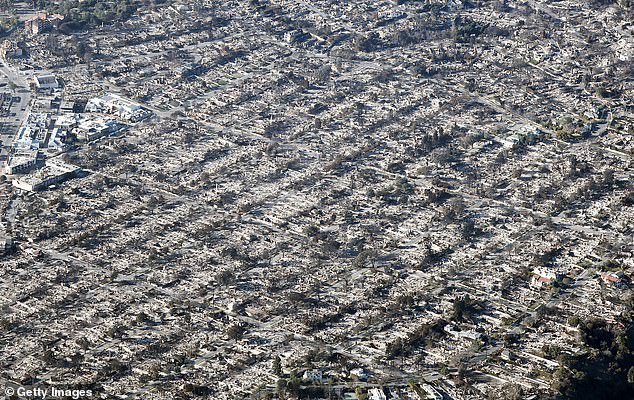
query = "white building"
xmin=12 ymin=160 xmax=79 ymax=192
xmin=34 ymin=75 xmax=59 ymax=91
xmin=349 ymin=368 xmax=369 ymax=381
xmin=13 ymin=114 xmax=51 ymax=149
xmin=75 ymin=118 xmax=121 ymax=142
xmin=368 ymin=388 xmax=386 ymax=400
xmin=55 ymin=113 xmax=81 ymax=129
xmin=47 ymin=127 xmax=69 ymax=151
xmin=4 ymin=150 xmax=38 ymax=175
xmin=302 ymin=369 xmax=323 ymax=383
xmin=85 ymin=94 xmax=152 ymax=122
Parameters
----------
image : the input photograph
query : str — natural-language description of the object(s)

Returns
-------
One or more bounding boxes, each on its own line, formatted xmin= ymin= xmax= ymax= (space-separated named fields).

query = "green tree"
xmin=226 ymin=324 xmax=244 ymax=341
xmin=276 ymin=378 xmax=287 ymax=397
xmin=272 ymin=356 xmax=282 ymax=376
